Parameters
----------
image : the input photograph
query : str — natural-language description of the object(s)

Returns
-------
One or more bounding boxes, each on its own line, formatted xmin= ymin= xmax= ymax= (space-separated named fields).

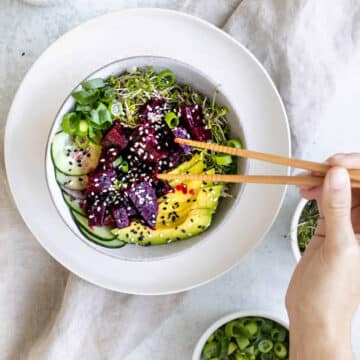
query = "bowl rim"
xmin=192 ymin=310 xmax=289 ymax=360
xmin=290 ymin=198 xmax=309 ymax=262
xmin=44 ymin=55 xmax=248 ymax=262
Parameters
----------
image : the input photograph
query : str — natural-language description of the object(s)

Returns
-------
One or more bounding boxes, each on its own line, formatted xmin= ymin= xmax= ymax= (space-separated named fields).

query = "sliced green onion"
xmin=260 ymin=319 xmax=274 ymax=333
xmin=213 ymin=153 xmax=232 ymax=166
xmin=76 ymin=119 xmax=89 ymax=137
xmin=201 ymin=342 xmax=219 ymax=360
xmin=218 ymin=336 xmax=230 ymax=359
xmin=119 ymin=161 xmax=129 ymax=173
xmin=227 ymin=342 xmax=237 ymax=355
xmin=274 ymin=342 xmax=288 ymax=359
xmin=61 ymin=112 xmax=79 ymax=135
xmin=157 ymin=69 xmax=176 ymax=89
xmin=112 ymin=156 xmax=123 ymax=168
xmin=234 ymin=352 xmax=247 ymax=360
xmin=258 ymin=339 xmax=273 ymax=353
xmin=88 ymin=126 xmax=103 ymax=145
xmin=90 ymin=103 xmax=112 ymax=129
xmin=225 ymin=321 xmax=236 ymax=337
xmin=271 ymin=327 xmax=287 ymax=342
xmin=72 ymin=89 xmax=99 ymax=105
xmin=227 ymin=138 xmax=242 ymax=149
xmin=74 ymin=135 xmax=89 ymax=149
xmin=235 ymin=336 xmax=250 ymax=350
xmin=164 ymin=112 xmax=179 ymax=129
xmin=109 ymin=102 xmax=123 ymax=117
xmin=82 ymin=78 xmax=106 ymax=90
xmin=245 ymin=321 xmax=258 ymax=338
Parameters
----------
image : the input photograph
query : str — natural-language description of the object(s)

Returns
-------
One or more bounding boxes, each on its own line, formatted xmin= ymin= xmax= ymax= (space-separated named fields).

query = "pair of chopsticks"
xmin=157 ymin=138 xmax=360 ymax=188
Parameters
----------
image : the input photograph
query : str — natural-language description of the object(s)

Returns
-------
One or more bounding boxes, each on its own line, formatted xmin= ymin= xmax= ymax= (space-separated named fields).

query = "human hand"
xmin=286 ymin=154 xmax=360 ymax=360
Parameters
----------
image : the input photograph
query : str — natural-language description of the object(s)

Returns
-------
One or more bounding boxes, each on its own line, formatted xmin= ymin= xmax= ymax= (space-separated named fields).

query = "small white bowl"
xmin=290 ymin=198 xmax=308 ymax=262
xmin=192 ymin=310 xmax=289 ymax=360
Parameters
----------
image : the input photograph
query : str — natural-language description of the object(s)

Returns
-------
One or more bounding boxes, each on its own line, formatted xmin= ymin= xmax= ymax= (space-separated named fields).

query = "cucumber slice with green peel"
xmin=78 ymin=226 xmax=126 ymax=248
xmin=71 ymin=210 xmax=116 ymax=240
xmin=62 ymin=192 xmax=85 ymax=215
xmin=51 ymin=132 xmax=101 ymax=176
xmin=60 ymin=185 xmax=86 ymax=200
xmin=56 ymin=169 xmax=88 ymax=191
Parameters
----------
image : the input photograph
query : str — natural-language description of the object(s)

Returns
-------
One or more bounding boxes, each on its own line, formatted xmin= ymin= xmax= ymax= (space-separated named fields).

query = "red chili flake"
xmin=189 ymin=189 xmax=195 ymax=195
xmin=175 ymin=183 xmax=188 ymax=194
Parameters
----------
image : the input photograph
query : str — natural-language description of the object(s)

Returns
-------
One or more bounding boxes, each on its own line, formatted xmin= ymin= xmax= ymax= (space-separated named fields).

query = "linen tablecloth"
xmin=1 ymin=1 xmax=359 ymax=359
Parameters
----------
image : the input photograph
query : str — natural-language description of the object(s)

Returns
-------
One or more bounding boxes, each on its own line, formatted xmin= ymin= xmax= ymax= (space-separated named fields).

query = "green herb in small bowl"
xmin=291 ymin=199 xmax=320 ymax=261
xmin=193 ymin=313 xmax=289 ymax=360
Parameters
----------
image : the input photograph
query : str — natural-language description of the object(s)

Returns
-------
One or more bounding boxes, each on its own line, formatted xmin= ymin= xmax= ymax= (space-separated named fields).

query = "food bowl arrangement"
xmin=290 ymin=198 xmax=319 ymax=262
xmin=46 ymin=56 xmax=246 ymax=261
xmin=193 ymin=311 xmax=289 ymax=360
xmin=7 ymin=9 xmax=290 ymax=293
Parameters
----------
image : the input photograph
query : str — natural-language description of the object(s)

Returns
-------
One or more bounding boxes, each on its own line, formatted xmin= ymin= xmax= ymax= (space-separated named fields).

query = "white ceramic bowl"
xmin=290 ymin=198 xmax=308 ymax=262
xmin=45 ymin=56 xmax=247 ymax=262
xmin=192 ymin=310 xmax=289 ymax=360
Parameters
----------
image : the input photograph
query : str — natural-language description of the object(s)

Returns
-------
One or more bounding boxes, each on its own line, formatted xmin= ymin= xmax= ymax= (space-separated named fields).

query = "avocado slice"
xmin=112 ymin=185 xmax=223 ymax=246
xmin=111 ymin=155 xmax=223 ymax=246
xmin=112 ymin=208 xmax=213 ymax=246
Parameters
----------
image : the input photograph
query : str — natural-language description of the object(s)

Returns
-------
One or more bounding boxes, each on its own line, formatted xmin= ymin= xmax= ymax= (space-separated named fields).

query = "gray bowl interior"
xmin=46 ymin=56 xmax=247 ymax=261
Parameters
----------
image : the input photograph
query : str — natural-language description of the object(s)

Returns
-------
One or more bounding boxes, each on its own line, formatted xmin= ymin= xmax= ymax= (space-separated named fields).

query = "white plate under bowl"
xmin=46 ymin=56 xmax=247 ymax=261
xmin=192 ymin=310 xmax=289 ymax=360
xmin=5 ymin=9 xmax=290 ymax=294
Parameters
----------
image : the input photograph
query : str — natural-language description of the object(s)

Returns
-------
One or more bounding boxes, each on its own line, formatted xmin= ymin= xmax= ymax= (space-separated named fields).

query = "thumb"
xmin=322 ymin=167 xmax=354 ymax=248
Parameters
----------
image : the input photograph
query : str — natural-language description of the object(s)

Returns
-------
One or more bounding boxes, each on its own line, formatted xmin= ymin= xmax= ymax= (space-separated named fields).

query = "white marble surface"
xmin=1 ymin=1 xmax=360 ymax=359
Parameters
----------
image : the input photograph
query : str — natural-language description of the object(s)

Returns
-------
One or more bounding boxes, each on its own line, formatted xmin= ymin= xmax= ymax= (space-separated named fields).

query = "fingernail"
xmin=329 ymin=168 xmax=348 ymax=190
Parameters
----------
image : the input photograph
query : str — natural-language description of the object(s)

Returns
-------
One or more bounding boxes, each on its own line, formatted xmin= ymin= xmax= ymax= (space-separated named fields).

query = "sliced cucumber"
xmin=71 ymin=210 xmax=116 ymax=240
xmin=60 ymin=185 xmax=86 ymax=200
xmin=51 ymin=132 xmax=101 ymax=176
xmin=78 ymin=226 xmax=126 ymax=248
xmin=56 ymin=169 xmax=88 ymax=191
xmin=63 ymin=192 xmax=85 ymax=215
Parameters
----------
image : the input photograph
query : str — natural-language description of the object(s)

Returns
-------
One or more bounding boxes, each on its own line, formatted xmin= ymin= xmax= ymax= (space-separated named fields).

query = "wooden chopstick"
xmin=157 ymin=173 xmax=360 ymax=188
xmin=175 ymin=138 xmax=360 ymax=182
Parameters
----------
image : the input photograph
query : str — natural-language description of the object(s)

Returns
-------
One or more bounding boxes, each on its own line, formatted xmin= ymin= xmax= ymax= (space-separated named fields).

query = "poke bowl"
xmin=193 ymin=311 xmax=289 ymax=360
xmin=45 ymin=56 xmax=247 ymax=261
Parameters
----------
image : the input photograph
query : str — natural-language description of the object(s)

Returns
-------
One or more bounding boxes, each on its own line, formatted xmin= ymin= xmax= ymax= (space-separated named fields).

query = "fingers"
xmin=300 ymin=186 xmax=322 ymax=200
xmin=322 ymin=167 xmax=355 ymax=249
xmin=351 ymin=205 xmax=360 ymax=233
xmin=328 ymin=153 xmax=360 ymax=169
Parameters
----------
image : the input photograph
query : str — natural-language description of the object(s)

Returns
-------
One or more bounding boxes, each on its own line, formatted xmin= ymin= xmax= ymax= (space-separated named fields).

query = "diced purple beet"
xmin=129 ymin=182 xmax=158 ymax=229
xmin=97 ymin=147 xmax=121 ymax=169
xmin=101 ymin=121 xmax=129 ymax=150
xmin=129 ymin=124 xmax=168 ymax=163
xmin=180 ymin=104 xmax=212 ymax=141
xmin=111 ymin=207 xmax=130 ymax=229
xmin=139 ymin=98 xmax=167 ymax=122
xmin=86 ymin=168 xmax=116 ymax=197
xmin=172 ymin=127 xmax=192 ymax=154
xmin=120 ymin=196 xmax=138 ymax=217
xmin=88 ymin=202 xmax=106 ymax=227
